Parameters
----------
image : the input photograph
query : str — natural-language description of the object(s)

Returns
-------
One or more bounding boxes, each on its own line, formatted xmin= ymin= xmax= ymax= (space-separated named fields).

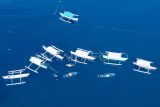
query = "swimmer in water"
xmin=53 ymin=73 xmax=59 ymax=80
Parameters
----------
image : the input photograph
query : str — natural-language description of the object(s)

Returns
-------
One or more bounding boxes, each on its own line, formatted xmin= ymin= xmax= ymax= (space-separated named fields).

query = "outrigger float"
xmin=102 ymin=51 xmax=128 ymax=65
xmin=66 ymin=48 xmax=96 ymax=67
xmin=133 ymin=58 xmax=157 ymax=74
xmin=2 ymin=69 xmax=30 ymax=86
xmin=59 ymin=11 xmax=79 ymax=23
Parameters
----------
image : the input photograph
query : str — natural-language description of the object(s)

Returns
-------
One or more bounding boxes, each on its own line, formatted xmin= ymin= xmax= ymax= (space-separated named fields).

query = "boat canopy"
xmin=63 ymin=11 xmax=75 ymax=18
xmin=108 ymin=52 xmax=123 ymax=58
xmin=59 ymin=11 xmax=79 ymax=23
xmin=29 ymin=57 xmax=44 ymax=66
xmin=136 ymin=58 xmax=153 ymax=67
xmin=103 ymin=51 xmax=128 ymax=61
xmin=42 ymin=45 xmax=64 ymax=60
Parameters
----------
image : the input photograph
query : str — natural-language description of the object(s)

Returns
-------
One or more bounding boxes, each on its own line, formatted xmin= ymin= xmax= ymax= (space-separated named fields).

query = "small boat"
xmin=133 ymin=58 xmax=157 ymax=74
xmin=62 ymin=72 xmax=78 ymax=78
xmin=66 ymin=63 xmax=75 ymax=67
xmin=59 ymin=11 xmax=79 ymax=23
xmin=97 ymin=73 xmax=116 ymax=78
xmin=25 ymin=55 xmax=48 ymax=73
xmin=2 ymin=69 xmax=30 ymax=86
xmin=67 ymin=48 xmax=96 ymax=66
xmin=42 ymin=45 xmax=64 ymax=60
xmin=3 ymin=73 xmax=30 ymax=79
xmin=102 ymin=51 xmax=128 ymax=65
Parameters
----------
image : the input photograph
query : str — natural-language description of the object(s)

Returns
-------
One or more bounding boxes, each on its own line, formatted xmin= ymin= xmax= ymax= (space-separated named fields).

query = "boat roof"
xmin=71 ymin=51 xmax=95 ymax=60
xmin=30 ymin=56 xmax=45 ymax=66
xmin=136 ymin=58 xmax=153 ymax=63
xmin=135 ymin=58 xmax=155 ymax=67
xmin=107 ymin=52 xmax=122 ymax=58
xmin=63 ymin=11 xmax=74 ymax=18
xmin=77 ymin=48 xmax=92 ymax=53
xmin=45 ymin=46 xmax=59 ymax=55
xmin=107 ymin=51 xmax=123 ymax=55
xmin=76 ymin=50 xmax=89 ymax=56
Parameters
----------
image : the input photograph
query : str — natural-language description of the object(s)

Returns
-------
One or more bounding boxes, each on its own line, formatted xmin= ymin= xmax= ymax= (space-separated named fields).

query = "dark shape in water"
xmin=62 ymin=72 xmax=78 ymax=78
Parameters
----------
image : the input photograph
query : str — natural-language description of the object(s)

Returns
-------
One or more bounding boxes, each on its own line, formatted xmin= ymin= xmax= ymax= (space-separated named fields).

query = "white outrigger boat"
xmin=133 ymin=58 xmax=157 ymax=74
xmin=42 ymin=45 xmax=64 ymax=61
xmin=2 ymin=69 xmax=30 ymax=86
xmin=25 ymin=55 xmax=48 ymax=73
xmin=59 ymin=11 xmax=79 ymax=23
xmin=102 ymin=51 xmax=128 ymax=65
xmin=66 ymin=48 xmax=96 ymax=67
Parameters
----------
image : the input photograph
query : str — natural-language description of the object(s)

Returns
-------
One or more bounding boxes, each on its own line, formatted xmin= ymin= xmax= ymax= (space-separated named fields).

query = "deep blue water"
xmin=0 ymin=0 xmax=160 ymax=107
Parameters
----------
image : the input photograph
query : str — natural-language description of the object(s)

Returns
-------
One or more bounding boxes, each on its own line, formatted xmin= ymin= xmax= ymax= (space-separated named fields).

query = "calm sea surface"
xmin=0 ymin=0 xmax=160 ymax=107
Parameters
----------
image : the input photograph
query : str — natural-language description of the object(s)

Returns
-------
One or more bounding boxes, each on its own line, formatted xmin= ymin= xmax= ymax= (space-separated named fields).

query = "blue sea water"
xmin=0 ymin=0 xmax=160 ymax=107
